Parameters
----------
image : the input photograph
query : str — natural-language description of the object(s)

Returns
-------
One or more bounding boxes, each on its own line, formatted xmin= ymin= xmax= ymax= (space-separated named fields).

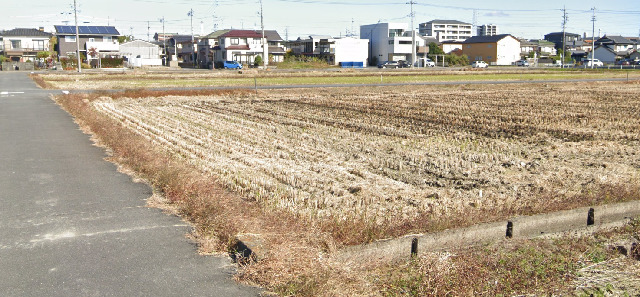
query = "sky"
xmin=2 ymin=0 xmax=639 ymax=41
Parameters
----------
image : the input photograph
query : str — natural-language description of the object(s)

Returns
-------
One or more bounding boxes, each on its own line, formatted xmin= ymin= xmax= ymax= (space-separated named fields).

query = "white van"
xmin=584 ymin=58 xmax=603 ymax=67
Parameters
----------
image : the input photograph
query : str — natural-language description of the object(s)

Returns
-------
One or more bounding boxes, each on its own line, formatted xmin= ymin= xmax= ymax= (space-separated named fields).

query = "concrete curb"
xmin=336 ymin=200 xmax=640 ymax=263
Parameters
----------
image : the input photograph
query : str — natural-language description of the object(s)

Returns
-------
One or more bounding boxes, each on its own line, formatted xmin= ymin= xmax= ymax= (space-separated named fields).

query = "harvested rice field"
xmin=91 ymin=81 xmax=640 ymax=228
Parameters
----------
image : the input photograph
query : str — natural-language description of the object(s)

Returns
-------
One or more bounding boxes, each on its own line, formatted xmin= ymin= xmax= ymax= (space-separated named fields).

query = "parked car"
xmin=615 ymin=59 xmax=632 ymax=66
xmin=223 ymin=61 xmax=243 ymax=69
xmin=424 ymin=58 xmax=435 ymax=67
xmin=584 ymin=58 xmax=603 ymax=67
xmin=471 ymin=61 xmax=488 ymax=68
xmin=515 ymin=60 xmax=529 ymax=67
xmin=398 ymin=60 xmax=413 ymax=68
xmin=378 ymin=61 xmax=400 ymax=68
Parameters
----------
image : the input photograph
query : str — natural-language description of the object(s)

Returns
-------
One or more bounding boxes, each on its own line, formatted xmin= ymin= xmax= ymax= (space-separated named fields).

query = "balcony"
xmin=85 ymin=41 xmax=120 ymax=52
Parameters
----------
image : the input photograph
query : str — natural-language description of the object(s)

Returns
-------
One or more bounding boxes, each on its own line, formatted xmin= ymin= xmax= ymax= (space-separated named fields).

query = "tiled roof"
xmin=463 ymin=34 xmax=516 ymax=44
xmin=3 ymin=28 xmax=52 ymax=37
xmin=222 ymin=30 xmax=262 ymax=38
xmin=597 ymin=35 xmax=633 ymax=45
xmin=424 ymin=20 xmax=471 ymax=25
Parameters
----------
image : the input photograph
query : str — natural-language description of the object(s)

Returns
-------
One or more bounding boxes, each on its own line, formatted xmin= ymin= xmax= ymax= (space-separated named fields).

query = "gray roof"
xmin=596 ymin=35 xmax=634 ymax=45
xmin=463 ymin=34 xmax=516 ymax=44
xmin=423 ymin=20 xmax=471 ymax=25
xmin=3 ymin=28 xmax=52 ymax=37
xmin=202 ymin=30 xmax=231 ymax=39
xmin=263 ymin=30 xmax=283 ymax=41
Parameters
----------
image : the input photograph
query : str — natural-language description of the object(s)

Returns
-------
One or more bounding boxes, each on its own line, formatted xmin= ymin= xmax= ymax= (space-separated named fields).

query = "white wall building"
xmin=120 ymin=40 xmax=162 ymax=67
xmin=477 ymin=24 xmax=499 ymax=36
xmin=419 ymin=20 xmax=473 ymax=42
xmin=360 ymin=22 xmax=427 ymax=66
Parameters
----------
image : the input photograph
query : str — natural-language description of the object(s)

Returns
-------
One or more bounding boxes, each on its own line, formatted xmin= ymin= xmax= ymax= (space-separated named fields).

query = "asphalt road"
xmin=0 ymin=72 xmax=259 ymax=296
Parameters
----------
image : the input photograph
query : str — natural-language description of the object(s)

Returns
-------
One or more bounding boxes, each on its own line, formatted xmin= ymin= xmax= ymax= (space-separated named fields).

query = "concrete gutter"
xmin=334 ymin=200 xmax=640 ymax=263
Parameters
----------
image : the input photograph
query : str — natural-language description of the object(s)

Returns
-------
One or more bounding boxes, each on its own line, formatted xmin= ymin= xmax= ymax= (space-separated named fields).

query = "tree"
xmin=254 ymin=55 xmax=263 ymax=66
xmin=428 ymin=42 xmax=445 ymax=56
xmin=118 ymin=35 xmax=133 ymax=44
xmin=37 ymin=51 xmax=51 ymax=59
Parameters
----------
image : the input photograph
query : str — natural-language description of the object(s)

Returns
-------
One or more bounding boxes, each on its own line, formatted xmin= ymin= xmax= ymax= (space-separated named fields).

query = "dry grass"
xmin=52 ymin=81 xmax=640 ymax=296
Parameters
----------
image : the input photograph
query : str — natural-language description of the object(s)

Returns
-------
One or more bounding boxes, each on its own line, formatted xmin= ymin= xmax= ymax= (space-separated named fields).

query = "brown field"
xmin=52 ymin=78 xmax=640 ymax=296
xmin=92 ymin=82 xmax=639 ymax=227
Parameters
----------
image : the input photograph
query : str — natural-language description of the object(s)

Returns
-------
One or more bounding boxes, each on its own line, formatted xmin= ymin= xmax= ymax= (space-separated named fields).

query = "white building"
xmin=477 ymin=24 xmax=499 ymax=36
xmin=419 ymin=20 xmax=473 ymax=42
xmin=120 ymin=40 xmax=162 ymax=67
xmin=360 ymin=22 xmax=428 ymax=66
xmin=462 ymin=34 xmax=521 ymax=66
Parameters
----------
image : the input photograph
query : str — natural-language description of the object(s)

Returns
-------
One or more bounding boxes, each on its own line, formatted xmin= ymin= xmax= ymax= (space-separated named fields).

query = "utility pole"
xmin=561 ymin=6 xmax=568 ymax=68
xmin=408 ymin=0 xmax=416 ymax=67
xmin=591 ymin=7 xmax=596 ymax=69
xmin=188 ymin=9 xmax=195 ymax=67
xmin=73 ymin=0 xmax=81 ymax=73
xmin=160 ymin=17 xmax=166 ymax=65
xmin=260 ymin=0 xmax=268 ymax=67
xmin=473 ymin=9 xmax=478 ymax=36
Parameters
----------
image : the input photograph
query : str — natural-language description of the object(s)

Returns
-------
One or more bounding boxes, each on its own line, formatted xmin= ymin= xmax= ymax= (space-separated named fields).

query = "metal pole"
xmin=260 ymin=0 xmax=268 ymax=67
xmin=74 ymin=0 xmax=81 ymax=73
xmin=591 ymin=7 xmax=596 ymax=69
xmin=561 ymin=6 xmax=567 ymax=68
xmin=408 ymin=1 xmax=416 ymax=68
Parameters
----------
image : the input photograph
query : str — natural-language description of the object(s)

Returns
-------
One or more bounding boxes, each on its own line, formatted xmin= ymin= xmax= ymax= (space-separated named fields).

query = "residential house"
xmin=213 ymin=30 xmax=268 ymax=65
xmin=173 ymin=35 xmax=200 ymax=66
xmin=528 ymin=39 xmax=557 ymax=57
xmin=440 ymin=40 xmax=463 ymax=54
xmin=462 ymin=34 xmax=521 ymax=65
xmin=594 ymin=35 xmax=636 ymax=63
xmin=360 ymin=23 xmax=428 ymax=66
xmin=197 ymin=30 xmax=230 ymax=68
xmin=289 ymin=35 xmax=333 ymax=56
xmin=263 ymin=30 xmax=286 ymax=63
xmin=419 ymin=20 xmax=473 ymax=42
xmin=120 ymin=40 xmax=162 ymax=67
xmin=477 ymin=24 xmax=499 ymax=36
xmin=315 ymin=37 xmax=369 ymax=66
xmin=1 ymin=28 xmax=52 ymax=62
xmin=198 ymin=29 xmax=285 ymax=68
xmin=520 ymin=39 xmax=536 ymax=58
xmin=544 ymin=32 xmax=582 ymax=51
xmin=54 ymin=25 xmax=120 ymax=60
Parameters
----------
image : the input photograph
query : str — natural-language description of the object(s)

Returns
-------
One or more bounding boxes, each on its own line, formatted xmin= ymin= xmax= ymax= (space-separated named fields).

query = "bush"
xmin=445 ymin=54 xmax=469 ymax=66
xmin=101 ymin=57 xmax=124 ymax=68
xmin=254 ymin=55 xmax=263 ymax=67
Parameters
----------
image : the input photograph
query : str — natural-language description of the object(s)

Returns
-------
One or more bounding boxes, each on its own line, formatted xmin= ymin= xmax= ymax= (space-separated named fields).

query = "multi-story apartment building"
xmin=419 ymin=20 xmax=472 ymax=42
xmin=477 ymin=24 xmax=499 ymax=36
xmin=360 ymin=22 xmax=428 ymax=66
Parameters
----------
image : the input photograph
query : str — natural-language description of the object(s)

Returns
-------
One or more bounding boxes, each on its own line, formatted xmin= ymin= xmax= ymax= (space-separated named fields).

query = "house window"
xmin=34 ymin=40 xmax=45 ymax=51
xmin=399 ymin=41 xmax=412 ymax=45
xmin=231 ymin=38 xmax=239 ymax=45
xmin=11 ymin=40 xmax=21 ymax=49
xmin=487 ymin=56 xmax=492 ymax=60
xmin=388 ymin=29 xmax=403 ymax=37
xmin=487 ymin=44 xmax=493 ymax=48
xmin=104 ymin=36 xmax=112 ymax=42
xmin=388 ymin=40 xmax=394 ymax=45
xmin=88 ymin=38 xmax=95 ymax=42
xmin=65 ymin=36 xmax=76 ymax=42
xmin=466 ymin=45 xmax=471 ymax=49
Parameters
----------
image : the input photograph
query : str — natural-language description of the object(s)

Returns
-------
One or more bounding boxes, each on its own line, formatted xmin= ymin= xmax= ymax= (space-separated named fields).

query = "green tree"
xmin=118 ymin=35 xmax=133 ymax=44
xmin=0 ymin=55 xmax=9 ymax=62
xmin=428 ymin=42 xmax=445 ymax=55
xmin=254 ymin=55 xmax=263 ymax=66
xmin=37 ymin=51 xmax=51 ymax=59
